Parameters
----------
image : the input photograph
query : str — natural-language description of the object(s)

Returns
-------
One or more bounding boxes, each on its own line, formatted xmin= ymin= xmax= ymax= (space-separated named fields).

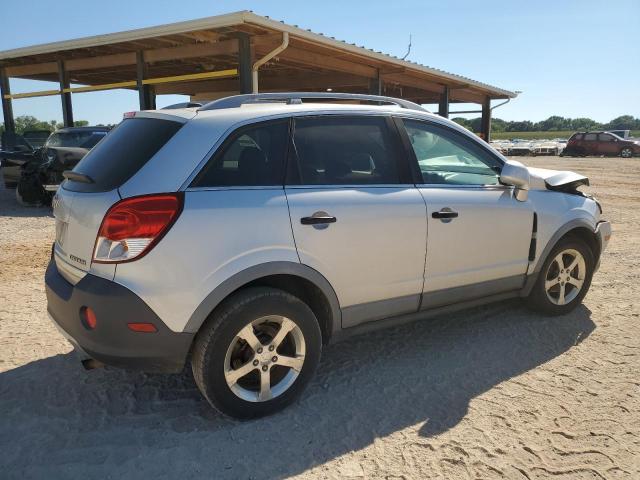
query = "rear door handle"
xmin=432 ymin=210 xmax=459 ymax=219
xmin=301 ymin=215 xmax=337 ymax=225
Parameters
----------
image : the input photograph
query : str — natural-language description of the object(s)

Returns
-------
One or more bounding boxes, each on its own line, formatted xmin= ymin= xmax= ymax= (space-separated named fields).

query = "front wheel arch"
xmin=523 ymin=222 xmax=600 ymax=297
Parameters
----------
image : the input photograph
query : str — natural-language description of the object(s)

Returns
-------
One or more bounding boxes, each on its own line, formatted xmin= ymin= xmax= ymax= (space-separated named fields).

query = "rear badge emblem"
xmin=69 ymin=254 xmax=86 ymax=266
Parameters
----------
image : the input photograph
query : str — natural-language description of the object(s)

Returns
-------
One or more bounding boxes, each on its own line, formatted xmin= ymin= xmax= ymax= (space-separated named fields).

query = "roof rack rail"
xmin=198 ymin=92 xmax=427 ymax=112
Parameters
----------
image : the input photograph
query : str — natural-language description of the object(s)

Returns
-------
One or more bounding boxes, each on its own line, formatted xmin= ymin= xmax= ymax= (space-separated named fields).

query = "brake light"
xmin=93 ymin=193 xmax=183 ymax=263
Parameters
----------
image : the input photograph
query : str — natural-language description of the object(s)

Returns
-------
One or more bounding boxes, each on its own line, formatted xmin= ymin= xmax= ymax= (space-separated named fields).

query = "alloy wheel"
xmin=621 ymin=148 xmax=633 ymax=158
xmin=544 ymin=248 xmax=586 ymax=306
xmin=224 ymin=316 xmax=306 ymax=402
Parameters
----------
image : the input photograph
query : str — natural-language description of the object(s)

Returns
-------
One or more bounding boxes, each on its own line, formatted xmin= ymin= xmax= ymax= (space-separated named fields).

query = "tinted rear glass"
xmin=291 ymin=116 xmax=401 ymax=185
xmin=64 ymin=118 xmax=182 ymax=193
xmin=191 ymin=120 xmax=288 ymax=187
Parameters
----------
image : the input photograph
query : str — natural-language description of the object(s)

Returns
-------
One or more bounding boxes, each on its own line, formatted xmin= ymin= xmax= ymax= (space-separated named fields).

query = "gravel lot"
xmin=1 ymin=156 xmax=638 ymax=479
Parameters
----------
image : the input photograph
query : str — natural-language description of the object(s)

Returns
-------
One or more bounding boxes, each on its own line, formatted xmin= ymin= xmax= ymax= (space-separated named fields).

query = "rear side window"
xmin=569 ymin=133 xmax=583 ymax=141
xmin=65 ymin=118 xmax=182 ymax=193
xmin=291 ymin=116 xmax=402 ymax=185
xmin=584 ymin=133 xmax=598 ymax=141
xmin=192 ymin=120 xmax=288 ymax=187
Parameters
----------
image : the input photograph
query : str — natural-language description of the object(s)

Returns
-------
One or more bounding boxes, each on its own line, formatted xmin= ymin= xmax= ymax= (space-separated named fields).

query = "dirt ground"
xmin=0 ymin=156 xmax=638 ymax=480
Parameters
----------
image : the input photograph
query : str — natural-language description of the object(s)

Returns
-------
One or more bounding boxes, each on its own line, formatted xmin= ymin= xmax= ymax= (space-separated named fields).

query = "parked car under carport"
xmin=13 ymin=126 xmax=110 ymax=206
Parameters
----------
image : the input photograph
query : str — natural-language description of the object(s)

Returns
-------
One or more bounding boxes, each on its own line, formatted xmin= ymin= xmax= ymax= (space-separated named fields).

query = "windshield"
xmin=46 ymin=130 xmax=108 ymax=149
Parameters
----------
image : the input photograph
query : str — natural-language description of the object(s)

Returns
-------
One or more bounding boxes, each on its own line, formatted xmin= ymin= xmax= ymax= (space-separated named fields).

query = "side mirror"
xmin=500 ymin=160 xmax=530 ymax=202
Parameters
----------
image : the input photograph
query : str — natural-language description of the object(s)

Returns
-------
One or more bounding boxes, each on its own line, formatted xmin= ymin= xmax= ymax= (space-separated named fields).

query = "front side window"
xmin=291 ymin=116 xmax=402 ymax=185
xmin=402 ymin=119 xmax=501 ymax=186
xmin=192 ymin=120 xmax=288 ymax=187
xmin=598 ymin=134 xmax=614 ymax=142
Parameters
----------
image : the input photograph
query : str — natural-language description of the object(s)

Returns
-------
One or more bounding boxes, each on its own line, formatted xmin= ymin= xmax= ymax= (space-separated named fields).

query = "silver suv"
xmin=46 ymin=93 xmax=611 ymax=418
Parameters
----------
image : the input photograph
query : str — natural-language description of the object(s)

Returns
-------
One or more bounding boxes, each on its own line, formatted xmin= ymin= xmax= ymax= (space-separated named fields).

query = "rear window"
xmin=191 ymin=120 xmax=288 ymax=187
xmin=64 ymin=118 xmax=182 ymax=193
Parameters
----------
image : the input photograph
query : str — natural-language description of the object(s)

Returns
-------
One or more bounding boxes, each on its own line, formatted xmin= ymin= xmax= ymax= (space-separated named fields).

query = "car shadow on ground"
xmin=0 ymin=301 xmax=594 ymax=479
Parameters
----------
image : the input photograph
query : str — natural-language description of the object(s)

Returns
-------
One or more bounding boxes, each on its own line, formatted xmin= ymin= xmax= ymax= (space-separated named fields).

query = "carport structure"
xmin=0 ymin=11 xmax=516 ymax=141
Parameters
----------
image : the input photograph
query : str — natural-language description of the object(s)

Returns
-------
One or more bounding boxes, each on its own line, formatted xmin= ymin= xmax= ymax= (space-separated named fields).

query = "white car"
xmin=532 ymin=140 xmax=564 ymax=156
xmin=46 ymin=93 xmax=611 ymax=418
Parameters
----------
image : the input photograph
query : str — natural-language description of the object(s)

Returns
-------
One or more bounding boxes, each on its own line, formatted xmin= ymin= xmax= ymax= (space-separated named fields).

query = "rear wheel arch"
xmin=184 ymin=262 xmax=341 ymax=343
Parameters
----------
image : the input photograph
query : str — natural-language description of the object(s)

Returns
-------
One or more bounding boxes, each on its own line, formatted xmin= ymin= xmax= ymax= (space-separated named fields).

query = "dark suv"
xmin=13 ymin=126 xmax=110 ymax=205
xmin=562 ymin=131 xmax=639 ymax=158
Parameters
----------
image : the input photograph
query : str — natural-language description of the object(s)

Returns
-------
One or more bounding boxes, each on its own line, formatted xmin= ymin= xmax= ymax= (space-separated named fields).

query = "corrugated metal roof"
xmin=0 ymin=10 xmax=516 ymax=99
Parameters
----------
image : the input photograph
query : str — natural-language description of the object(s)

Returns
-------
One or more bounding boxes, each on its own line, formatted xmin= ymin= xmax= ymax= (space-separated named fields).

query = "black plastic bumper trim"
xmin=45 ymin=259 xmax=194 ymax=373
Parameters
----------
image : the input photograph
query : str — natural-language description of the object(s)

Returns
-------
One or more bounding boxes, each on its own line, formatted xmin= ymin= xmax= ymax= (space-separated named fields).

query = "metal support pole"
xmin=0 ymin=67 xmax=15 ymax=133
xmin=368 ymin=70 xmax=382 ymax=95
xmin=238 ymin=33 xmax=253 ymax=94
xmin=136 ymin=51 xmax=156 ymax=110
xmin=481 ymin=96 xmax=492 ymax=142
xmin=438 ymin=85 xmax=449 ymax=118
xmin=58 ymin=60 xmax=74 ymax=127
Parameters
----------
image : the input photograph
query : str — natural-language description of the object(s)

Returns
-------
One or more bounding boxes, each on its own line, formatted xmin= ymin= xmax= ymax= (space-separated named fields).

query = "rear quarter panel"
xmin=113 ymin=189 xmax=299 ymax=332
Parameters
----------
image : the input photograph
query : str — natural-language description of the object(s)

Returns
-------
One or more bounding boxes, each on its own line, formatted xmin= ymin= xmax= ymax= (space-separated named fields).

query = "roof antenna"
xmin=401 ymin=34 xmax=412 ymax=60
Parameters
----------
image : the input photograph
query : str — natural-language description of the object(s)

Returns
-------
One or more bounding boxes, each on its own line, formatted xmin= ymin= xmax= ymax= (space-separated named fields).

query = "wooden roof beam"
xmin=154 ymin=71 xmax=368 ymax=95
xmin=4 ymin=39 xmax=239 ymax=77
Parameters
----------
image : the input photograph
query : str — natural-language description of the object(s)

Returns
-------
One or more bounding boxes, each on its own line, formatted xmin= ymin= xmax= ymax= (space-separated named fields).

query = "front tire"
xmin=620 ymin=147 xmax=633 ymax=158
xmin=526 ymin=236 xmax=595 ymax=316
xmin=191 ymin=287 xmax=322 ymax=419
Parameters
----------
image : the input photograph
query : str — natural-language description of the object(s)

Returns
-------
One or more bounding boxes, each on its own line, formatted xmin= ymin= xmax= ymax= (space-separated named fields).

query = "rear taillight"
xmin=93 ymin=193 xmax=183 ymax=263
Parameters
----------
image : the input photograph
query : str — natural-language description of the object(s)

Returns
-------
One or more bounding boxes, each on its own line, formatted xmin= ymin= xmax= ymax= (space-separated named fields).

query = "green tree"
xmin=451 ymin=117 xmax=471 ymax=130
xmin=570 ymin=117 xmax=601 ymax=130
xmin=605 ymin=115 xmax=638 ymax=130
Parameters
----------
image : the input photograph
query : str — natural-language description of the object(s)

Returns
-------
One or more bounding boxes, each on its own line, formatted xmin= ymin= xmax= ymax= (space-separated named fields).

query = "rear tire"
xmin=526 ymin=236 xmax=595 ymax=316
xmin=191 ymin=287 xmax=322 ymax=419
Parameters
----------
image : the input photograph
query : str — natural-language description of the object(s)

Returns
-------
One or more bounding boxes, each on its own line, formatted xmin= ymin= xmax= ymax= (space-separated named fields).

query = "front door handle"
xmin=301 ymin=215 xmax=337 ymax=225
xmin=432 ymin=209 xmax=459 ymax=220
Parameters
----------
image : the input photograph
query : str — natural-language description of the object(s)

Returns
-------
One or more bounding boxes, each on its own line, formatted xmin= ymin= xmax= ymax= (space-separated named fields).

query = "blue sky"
xmin=1 ymin=0 xmax=638 ymax=125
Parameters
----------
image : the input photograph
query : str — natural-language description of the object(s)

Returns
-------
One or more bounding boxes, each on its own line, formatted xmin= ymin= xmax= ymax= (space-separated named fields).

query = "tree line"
xmin=452 ymin=115 xmax=640 ymax=133
xmin=0 ymin=115 xmax=105 ymax=136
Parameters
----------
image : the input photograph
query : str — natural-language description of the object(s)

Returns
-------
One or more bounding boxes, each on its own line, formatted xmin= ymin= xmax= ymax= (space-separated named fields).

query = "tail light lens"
xmin=93 ymin=193 xmax=183 ymax=263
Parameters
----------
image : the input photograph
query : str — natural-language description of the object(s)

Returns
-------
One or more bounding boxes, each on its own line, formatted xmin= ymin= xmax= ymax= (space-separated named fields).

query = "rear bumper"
xmin=45 ymin=258 xmax=194 ymax=373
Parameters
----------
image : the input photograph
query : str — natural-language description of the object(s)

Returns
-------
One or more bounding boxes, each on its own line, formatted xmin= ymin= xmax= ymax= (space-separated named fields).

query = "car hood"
xmin=527 ymin=167 xmax=589 ymax=192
